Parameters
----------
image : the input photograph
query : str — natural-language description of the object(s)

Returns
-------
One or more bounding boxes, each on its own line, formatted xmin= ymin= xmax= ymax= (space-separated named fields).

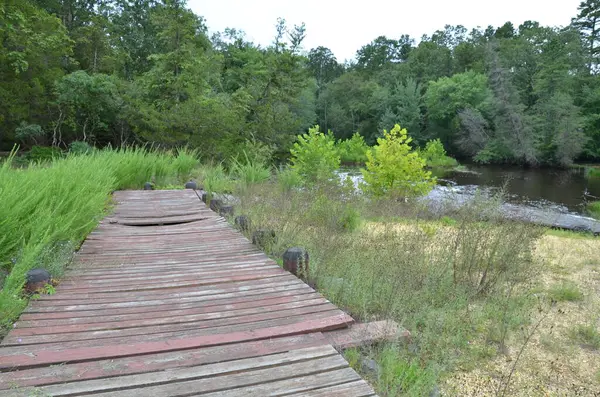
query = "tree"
xmin=290 ymin=126 xmax=340 ymax=184
xmin=356 ymin=36 xmax=406 ymax=71
xmin=424 ymin=71 xmax=493 ymax=151
xmin=361 ymin=124 xmax=435 ymax=198
xmin=572 ymin=0 xmax=600 ymax=72
xmin=374 ymin=78 xmax=423 ymax=143
xmin=54 ymin=71 xmax=122 ymax=145
xmin=0 ymin=0 xmax=73 ymax=149
xmin=307 ymin=46 xmax=344 ymax=90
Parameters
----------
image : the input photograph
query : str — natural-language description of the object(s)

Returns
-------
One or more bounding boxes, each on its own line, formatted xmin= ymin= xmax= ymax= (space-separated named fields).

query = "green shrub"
xmin=68 ymin=141 xmax=94 ymax=155
xmin=420 ymin=139 xmax=458 ymax=168
xmin=587 ymin=201 xmax=600 ymax=220
xmin=201 ymin=164 xmax=235 ymax=194
xmin=230 ymin=151 xmax=271 ymax=189
xmin=361 ymin=124 xmax=435 ymax=198
xmin=172 ymin=147 xmax=199 ymax=182
xmin=276 ymin=167 xmax=303 ymax=192
xmin=570 ymin=324 xmax=600 ymax=349
xmin=337 ymin=132 xmax=369 ymax=164
xmin=548 ymin=282 xmax=583 ymax=302
xmin=585 ymin=167 xmax=600 ymax=179
xmin=290 ymin=125 xmax=340 ymax=184
xmin=28 ymin=145 xmax=63 ymax=162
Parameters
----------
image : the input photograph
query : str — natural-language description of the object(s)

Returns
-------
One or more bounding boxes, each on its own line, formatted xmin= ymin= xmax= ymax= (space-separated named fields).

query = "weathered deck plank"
xmin=0 ymin=190 xmax=377 ymax=396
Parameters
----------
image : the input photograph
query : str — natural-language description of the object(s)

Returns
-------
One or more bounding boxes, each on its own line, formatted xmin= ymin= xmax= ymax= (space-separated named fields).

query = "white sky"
xmin=188 ymin=0 xmax=581 ymax=62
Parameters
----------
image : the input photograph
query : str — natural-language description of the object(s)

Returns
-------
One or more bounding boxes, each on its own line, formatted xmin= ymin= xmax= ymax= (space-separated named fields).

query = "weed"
xmin=570 ymin=324 xmax=600 ymax=349
xmin=230 ymin=151 xmax=270 ymax=189
xmin=344 ymin=348 xmax=361 ymax=369
xmin=547 ymin=282 xmax=583 ymax=302
xmin=587 ymin=201 xmax=600 ymax=220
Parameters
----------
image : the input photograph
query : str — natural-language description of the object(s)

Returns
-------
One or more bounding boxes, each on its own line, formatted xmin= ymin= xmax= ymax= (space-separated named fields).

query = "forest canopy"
xmin=2 ymin=0 xmax=600 ymax=166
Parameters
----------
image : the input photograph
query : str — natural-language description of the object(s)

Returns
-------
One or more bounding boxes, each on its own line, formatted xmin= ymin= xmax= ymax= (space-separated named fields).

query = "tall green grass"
xmin=0 ymin=147 xmax=197 ymax=333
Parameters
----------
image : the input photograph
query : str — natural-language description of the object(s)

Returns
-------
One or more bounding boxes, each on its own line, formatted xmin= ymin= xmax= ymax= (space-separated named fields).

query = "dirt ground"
xmin=443 ymin=233 xmax=600 ymax=396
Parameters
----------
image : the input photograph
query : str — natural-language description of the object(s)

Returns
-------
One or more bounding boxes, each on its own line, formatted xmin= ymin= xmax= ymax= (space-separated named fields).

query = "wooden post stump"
xmin=143 ymin=182 xmax=153 ymax=190
xmin=219 ymin=205 xmax=234 ymax=217
xmin=283 ymin=247 xmax=309 ymax=278
xmin=201 ymin=192 xmax=208 ymax=203
xmin=252 ymin=229 xmax=276 ymax=250
xmin=234 ymin=215 xmax=251 ymax=232
xmin=209 ymin=199 xmax=223 ymax=213
xmin=25 ymin=268 xmax=51 ymax=294
xmin=184 ymin=181 xmax=198 ymax=190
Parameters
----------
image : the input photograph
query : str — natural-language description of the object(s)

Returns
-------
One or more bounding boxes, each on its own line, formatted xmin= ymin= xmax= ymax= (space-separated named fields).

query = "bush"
xmin=172 ymin=147 xmax=199 ymax=182
xmin=290 ymin=125 xmax=340 ymax=184
xmin=276 ymin=167 xmax=303 ymax=192
xmin=587 ymin=201 xmax=600 ymax=220
xmin=28 ymin=145 xmax=63 ymax=162
xmin=420 ymin=139 xmax=458 ymax=168
xmin=361 ymin=124 xmax=435 ymax=198
xmin=69 ymin=141 xmax=94 ymax=155
xmin=337 ymin=132 xmax=369 ymax=164
xmin=230 ymin=151 xmax=271 ymax=189
xmin=548 ymin=282 xmax=583 ymax=302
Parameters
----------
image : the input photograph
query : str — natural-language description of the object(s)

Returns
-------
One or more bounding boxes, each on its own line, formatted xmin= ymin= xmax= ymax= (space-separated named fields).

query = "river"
xmin=340 ymin=165 xmax=600 ymax=234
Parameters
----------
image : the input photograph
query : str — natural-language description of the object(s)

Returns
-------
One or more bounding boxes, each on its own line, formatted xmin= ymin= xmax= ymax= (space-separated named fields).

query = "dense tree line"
xmin=2 ymin=0 xmax=600 ymax=166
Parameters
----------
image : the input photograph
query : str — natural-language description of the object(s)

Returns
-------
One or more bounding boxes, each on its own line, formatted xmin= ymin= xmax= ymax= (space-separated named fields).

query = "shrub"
xmin=420 ymin=139 xmax=458 ymax=168
xmin=230 ymin=151 xmax=271 ymax=189
xmin=28 ymin=145 xmax=63 ymax=162
xmin=290 ymin=125 xmax=340 ymax=184
xmin=570 ymin=324 xmax=600 ymax=349
xmin=69 ymin=141 xmax=94 ymax=155
xmin=276 ymin=167 xmax=302 ymax=192
xmin=547 ymin=282 xmax=583 ymax=302
xmin=172 ymin=147 xmax=199 ymax=182
xmin=337 ymin=132 xmax=369 ymax=164
xmin=361 ymin=124 xmax=435 ymax=198
xmin=587 ymin=201 xmax=600 ymax=220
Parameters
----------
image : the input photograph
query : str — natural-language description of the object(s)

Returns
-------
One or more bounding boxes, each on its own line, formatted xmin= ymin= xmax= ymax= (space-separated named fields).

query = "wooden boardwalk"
xmin=0 ymin=190 xmax=378 ymax=396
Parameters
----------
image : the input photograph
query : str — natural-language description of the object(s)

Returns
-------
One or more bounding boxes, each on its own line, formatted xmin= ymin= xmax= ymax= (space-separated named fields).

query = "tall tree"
xmin=572 ymin=0 xmax=600 ymax=72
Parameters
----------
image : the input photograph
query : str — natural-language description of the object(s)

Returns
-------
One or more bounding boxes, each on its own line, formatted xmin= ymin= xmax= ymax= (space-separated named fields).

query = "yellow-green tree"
xmin=361 ymin=124 xmax=435 ymax=198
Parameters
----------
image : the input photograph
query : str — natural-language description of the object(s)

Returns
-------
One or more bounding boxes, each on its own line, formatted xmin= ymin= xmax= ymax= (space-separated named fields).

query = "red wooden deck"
xmin=0 ymin=190 xmax=378 ymax=396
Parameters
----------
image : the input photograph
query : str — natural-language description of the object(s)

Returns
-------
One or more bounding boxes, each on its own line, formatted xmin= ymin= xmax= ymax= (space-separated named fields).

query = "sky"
xmin=188 ymin=0 xmax=582 ymax=62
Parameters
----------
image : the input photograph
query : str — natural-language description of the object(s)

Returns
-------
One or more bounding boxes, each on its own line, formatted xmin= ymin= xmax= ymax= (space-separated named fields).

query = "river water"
xmin=340 ymin=165 xmax=600 ymax=233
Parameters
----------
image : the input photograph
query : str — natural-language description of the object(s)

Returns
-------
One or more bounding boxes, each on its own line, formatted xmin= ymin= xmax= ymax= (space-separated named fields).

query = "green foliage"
xmin=587 ymin=201 xmax=600 ymax=219
xmin=420 ymin=139 xmax=459 ymax=168
xmin=275 ymin=167 xmax=303 ymax=192
xmin=376 ymin=347 xmax=437 ymax=396
xmin=68 ymin=141 xmax=94 ymax=155
xmin=290 ymin=126 xmax=341 ymax=184
xmin=199 ymin=164 xmax=235 ymax=194
xmin=28 ymin=145 xmax=62 ymax=162
xmin=171 ymin=147 xmax=199 ymax=183
xmin=547 ymin=282 xmax=584 ymax=302
xmin=336 ymin=132 xmax=369 ymax=164
xmin=230 ymin=151 xmax=271 ymax=188
xmin=361 ymin=124 xmax=435 ymax=198
xmin=570 ymin=324 xmax=600 ymax=349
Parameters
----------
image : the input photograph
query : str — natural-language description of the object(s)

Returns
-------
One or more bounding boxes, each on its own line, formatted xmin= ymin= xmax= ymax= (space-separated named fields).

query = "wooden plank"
xmin=10 ymin=298 xmax=333 ymax=336
xmin=16 ymin=293 xmax=326 ymax=328
xmin=284 ymin=380 xmax=377 ymax=396
xmin=0 ymin=315 xmax=353 ymax=369
xmin=19 ymin=287 xmax=317 ymax=321
xmin=197 ymin=368 xmax=362 ymax=397
xmin=324 ymin=320 xmax=410 ymax=350
xmin=5 ymin=308 xmax=346 ymax=345
xmin=3 ymin=346 xmax=339 ymax=396
xmin=0 ymin=334 xmax=327 ymax=390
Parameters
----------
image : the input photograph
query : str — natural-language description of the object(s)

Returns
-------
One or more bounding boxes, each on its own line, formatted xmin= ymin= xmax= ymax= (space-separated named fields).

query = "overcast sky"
xmin=188 ymin=0 xmax=581 ymax=62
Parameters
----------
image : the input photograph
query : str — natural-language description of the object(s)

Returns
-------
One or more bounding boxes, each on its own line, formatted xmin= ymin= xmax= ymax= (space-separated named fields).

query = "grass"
xmin=0 ymin=147 xmax=198 ymax=335
xmin=570 ymin=324 xmax=600 ymax=349
xmin=587 ymin=201 xmax=600 ymax=220
xmin=547 ymin=282 xmax=583 ymax=302
xmin=234 ymin=180 xmax=545 ymax=396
